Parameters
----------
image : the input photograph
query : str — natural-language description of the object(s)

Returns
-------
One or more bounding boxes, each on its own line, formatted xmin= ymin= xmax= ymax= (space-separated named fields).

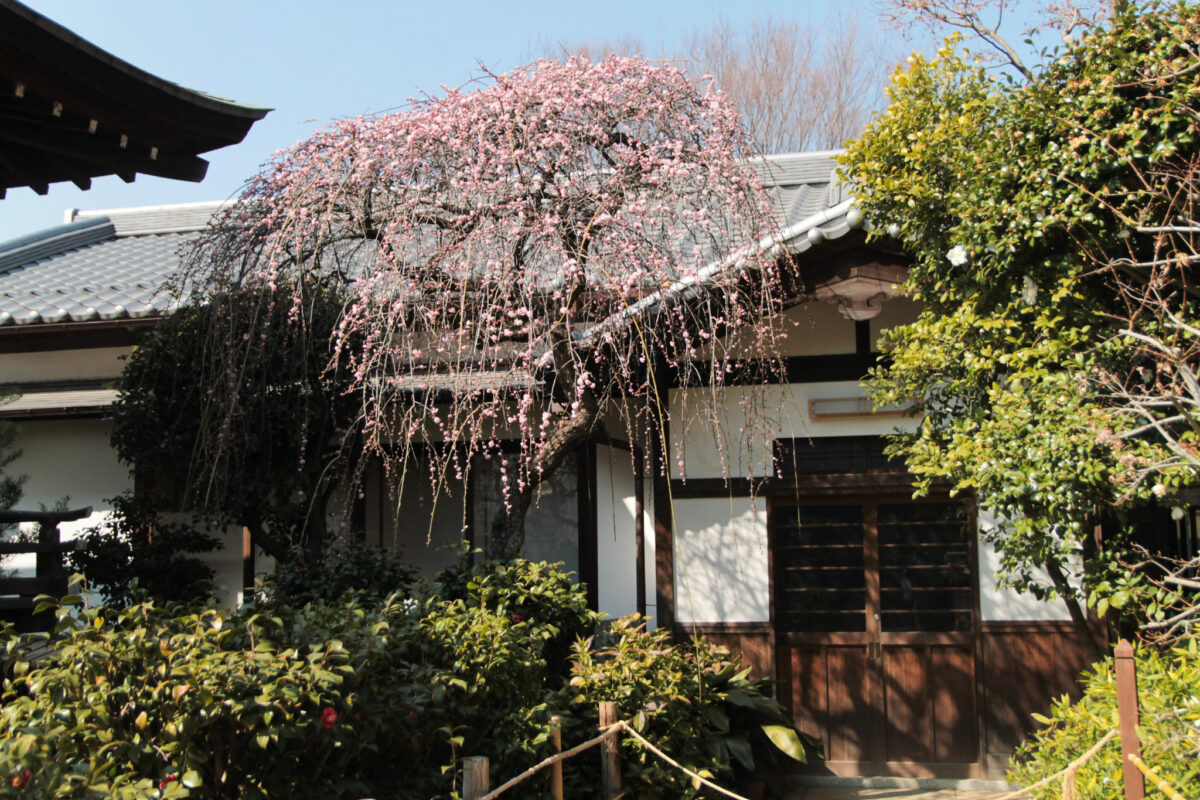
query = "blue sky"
xmin=0 ymin=0 xmax=957 ymax=242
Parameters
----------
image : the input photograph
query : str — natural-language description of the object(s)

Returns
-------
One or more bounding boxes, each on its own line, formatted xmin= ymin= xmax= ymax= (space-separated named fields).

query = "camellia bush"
xmin=560 ymin=616 xmax=807 ymax=800
xmin=266 ymin=537 xmax=417 ymax=608
xmin=841 ymin=1 xmax=1200 ymax=653
xmin=0 ymin=560 xmax=805 ymax=799
xmin=1009 ymin=638 xmax=1200 ymax=799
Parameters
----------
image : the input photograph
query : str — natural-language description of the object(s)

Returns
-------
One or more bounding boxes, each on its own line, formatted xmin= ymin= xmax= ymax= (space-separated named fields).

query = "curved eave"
xmin=0 ymin=0 xmax=270 ymax=196
xmin=580 ymin=200 xmax=865 ymax=341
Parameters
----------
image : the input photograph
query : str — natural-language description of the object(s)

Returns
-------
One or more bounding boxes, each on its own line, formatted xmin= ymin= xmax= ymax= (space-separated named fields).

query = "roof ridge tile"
xmin=0 ymin=217 xmax=115 ymax=275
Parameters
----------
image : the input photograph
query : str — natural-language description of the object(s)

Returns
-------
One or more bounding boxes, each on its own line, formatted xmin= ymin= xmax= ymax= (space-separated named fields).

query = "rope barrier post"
xmin=464 ymin=756 xmax=490 ymax=800
xmin=550 ymin=715 xmax=564 ymax=800
xmin=599 ymin=701 xmax=622 ymax=800
xmin=1115 ymin=640 xmax=1145 ymax=800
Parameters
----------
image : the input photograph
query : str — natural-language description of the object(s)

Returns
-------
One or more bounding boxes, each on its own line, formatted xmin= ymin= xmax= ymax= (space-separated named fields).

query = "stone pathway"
xmin=787 ymin=788 xmax=1012 ymax=800
xmin=786 ymin=783 xmax=1013 ymax=800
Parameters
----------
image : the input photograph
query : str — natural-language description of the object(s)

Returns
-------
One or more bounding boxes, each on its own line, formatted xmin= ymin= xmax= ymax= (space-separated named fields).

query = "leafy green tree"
xmin=111 ymin=282 xmax=361 ymax=563
xmin=1009 ymin=639 xmax=1200 ymax=799
xmin=0 ymin=402 xmax=24 ymax=516
xmin=842 ymin=1 xmax=1200 ymax=656
xmin=0 ymin=399 xmax=27 ymax=570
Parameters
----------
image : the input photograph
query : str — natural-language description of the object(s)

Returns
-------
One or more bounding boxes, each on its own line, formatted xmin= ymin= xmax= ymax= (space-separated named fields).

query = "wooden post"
xmin=241 ymin=526 xmax=255 ymax=602
xmin=1115 ymin=640 xmax=1145 ymax=800
xmin=550 ymin=715 xmax=564 ymax=800
xmin=463 ymin=755 xmax=490 ymax=800
xmin=35 ymin=520 xmax=65 ymax=586
xmin=599 ymin=701 xmax=622 ymax=800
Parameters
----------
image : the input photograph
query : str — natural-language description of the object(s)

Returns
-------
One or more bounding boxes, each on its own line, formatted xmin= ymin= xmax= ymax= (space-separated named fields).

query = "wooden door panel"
xmin=825 ymin=646 xmax=876 ymax=763
xmin=772 ymin=496 xmax=981 ymax=775
xmin=783 ymin=645 xmax=878 ymax=765
xmin=787 ymin=646 xmax=827 ymax=748
xmin=931 ymin=646 xmax=978 ymax=763
xmin=880 ymin=644 xmax=979 ymax=764
xmin=882 ymin=646 xmax=934 ymax=762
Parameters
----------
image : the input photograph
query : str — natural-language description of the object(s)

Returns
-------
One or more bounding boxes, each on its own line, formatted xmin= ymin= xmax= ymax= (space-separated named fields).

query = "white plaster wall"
xmin=6 ymin=420 xmax=279 ymax=608
xmin=777 ymin=302 xmax=857 ymax=356
xmin=196 ymin=525 xmax=276 ymax=609
xmin=976 ymin=510 xmax=1072 ymax=622
xmin=669 ymin=381 xmax=918 ymax=480
xmin=595 ymin=444 xmax=639 ymax=620
xmin=672 ymin=497 xmax=769 ymax=623
xmin=0 ymin=347 xmax=130 ymax=383
xmin=7 ymin=419 xmax=130 ymax=545
xmin=642 ymin=475 xmax=656 ymax=630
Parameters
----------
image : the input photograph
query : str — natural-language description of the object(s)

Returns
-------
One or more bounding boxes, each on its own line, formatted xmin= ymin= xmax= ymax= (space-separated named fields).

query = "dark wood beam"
xmin=0 ymin=117 xmax=209 ymax=185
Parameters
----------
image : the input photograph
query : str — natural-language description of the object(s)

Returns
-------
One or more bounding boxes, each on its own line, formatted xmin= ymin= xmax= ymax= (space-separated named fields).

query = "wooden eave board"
xmin=0 ymin=0 xmax=269 ymax=193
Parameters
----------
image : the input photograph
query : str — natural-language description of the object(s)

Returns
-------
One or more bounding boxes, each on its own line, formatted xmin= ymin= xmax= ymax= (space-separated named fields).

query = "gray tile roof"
xmin=751 ymin=150 xmax=860 ymax=253
xmin=0 ymin=202 xmax=224 ymax=328
xmin=0 ymin=386 xmax=118 ymax=417
xmin=0 ymin=153 xmax=860 ymax=330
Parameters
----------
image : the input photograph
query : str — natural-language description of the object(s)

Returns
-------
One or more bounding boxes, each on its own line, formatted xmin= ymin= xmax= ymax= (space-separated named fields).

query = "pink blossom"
xmin=181 ymin=56 xmax=787 ymax=558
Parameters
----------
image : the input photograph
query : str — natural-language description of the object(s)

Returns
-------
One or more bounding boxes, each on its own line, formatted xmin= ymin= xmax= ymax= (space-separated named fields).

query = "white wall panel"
xmin=669 ymin=382 xmax=918 ymax=480
xmin=595 ymin=444 xmax=639 ymax=620
xmin=672 ymin=497 xmax=769 ymax=623
xmin=642 ymin=476 xmax=657 ymax=630
xmin=0 ymin=347 xmax=129 ymax=383
xmin=382 ymin=467 xmax=469 ymax=578
xmin=9 ymin=419 xmax=129 ymax=543
xmin=976 ymin=511 xmax=1072 ymax=621
xmin=7 ymin=419 xmax=283 ymax=608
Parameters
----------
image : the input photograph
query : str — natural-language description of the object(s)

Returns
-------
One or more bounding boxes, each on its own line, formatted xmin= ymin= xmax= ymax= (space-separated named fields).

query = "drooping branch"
xmin=180 ymin=56 xmax=787 ymax=559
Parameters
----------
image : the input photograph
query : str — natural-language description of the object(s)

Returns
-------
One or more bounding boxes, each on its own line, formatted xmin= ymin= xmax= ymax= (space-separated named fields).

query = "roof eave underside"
xmin=0 ymin=0 xmax=270 ymax=196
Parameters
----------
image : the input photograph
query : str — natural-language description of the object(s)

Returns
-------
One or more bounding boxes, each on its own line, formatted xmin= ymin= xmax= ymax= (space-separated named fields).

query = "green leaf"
xmin=761 ymin=724 xmax=807 ymax=762
xmin=725 ymin=735 xmax=755 ymax=771
xmin=181 ymin=770 xmax=203 ymax=788
xmin=723 ymin=688 xmax=758 ymax=708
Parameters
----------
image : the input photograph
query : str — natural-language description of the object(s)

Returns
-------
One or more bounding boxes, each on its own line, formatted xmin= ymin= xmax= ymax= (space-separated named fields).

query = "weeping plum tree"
xmin=181 ymin=56 xmax=787 ymax=559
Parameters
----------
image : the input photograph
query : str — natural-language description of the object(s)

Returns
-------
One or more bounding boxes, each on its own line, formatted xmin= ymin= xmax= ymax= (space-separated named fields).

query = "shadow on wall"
xmin=672 ymin=497 xmax=770 ymax=624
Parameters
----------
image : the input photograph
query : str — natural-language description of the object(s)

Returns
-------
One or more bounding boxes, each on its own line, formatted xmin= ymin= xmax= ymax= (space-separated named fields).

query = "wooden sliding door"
xmin=774 ymin=496 xmax=981 ymax=776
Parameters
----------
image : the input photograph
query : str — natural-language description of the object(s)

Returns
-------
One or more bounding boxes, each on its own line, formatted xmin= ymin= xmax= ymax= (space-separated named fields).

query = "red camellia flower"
xmin=158 ymin=774 xmax=178 ymax=790
xmin=321 ymin=707 xmax=338 ymax=729
xmin=511 ymin=613 xmax=523 ymax=624
xmin=10 ymin=768 xmax=31 ymax=789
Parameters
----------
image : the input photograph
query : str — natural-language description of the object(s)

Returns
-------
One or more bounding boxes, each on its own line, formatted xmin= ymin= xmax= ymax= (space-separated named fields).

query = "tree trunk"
xmin=486 ymin=395 xmax=599 ymax=560
xmin=487 ymin=489 xmax=531 ymax=561
xmin=246 ymin=518 xmax=290 ymax=564
xmin=1044 ymin=559 xmax=1105 ymax=662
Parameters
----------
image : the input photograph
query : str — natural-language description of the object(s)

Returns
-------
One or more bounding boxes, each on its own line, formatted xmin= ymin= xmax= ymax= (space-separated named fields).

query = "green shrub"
xmin=434 ymin=557 xmax=599 ymax=684
xmin=1009 ymin=638 xmax=1200 ymax=799
xmin=66 ymin=493 xmax=221 ymax=608
xmin=0 ymin=561 xmax=592 ymax=800
xmin=266 ymin=538 xmax=417 ymax=607
xmin=0 ymin=596 xmax=384 ymax=799
xmin=559 ymin=616 xmax=806 ymax=800
xmin=0 ymin=563 xmax=798 ymax=800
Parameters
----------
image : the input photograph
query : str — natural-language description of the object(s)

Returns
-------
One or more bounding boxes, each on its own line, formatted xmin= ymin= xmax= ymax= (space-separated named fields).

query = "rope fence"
xmin=463 ymin=642 xmax=1182 ymax=800
xmin=1129 ymin=755 xmax=1187 ymax=800
xmin=476 ymin=724 xmax=620 ymax=800
xmin=989 ymin=728 xmax=1117 ymax=800
xmin=463 ymin=701 xmax=757 ymax=800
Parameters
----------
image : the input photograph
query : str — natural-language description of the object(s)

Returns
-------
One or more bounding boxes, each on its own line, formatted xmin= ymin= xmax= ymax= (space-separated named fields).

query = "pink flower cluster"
xmin=184 ymin=56 xmax=789 ymax=555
